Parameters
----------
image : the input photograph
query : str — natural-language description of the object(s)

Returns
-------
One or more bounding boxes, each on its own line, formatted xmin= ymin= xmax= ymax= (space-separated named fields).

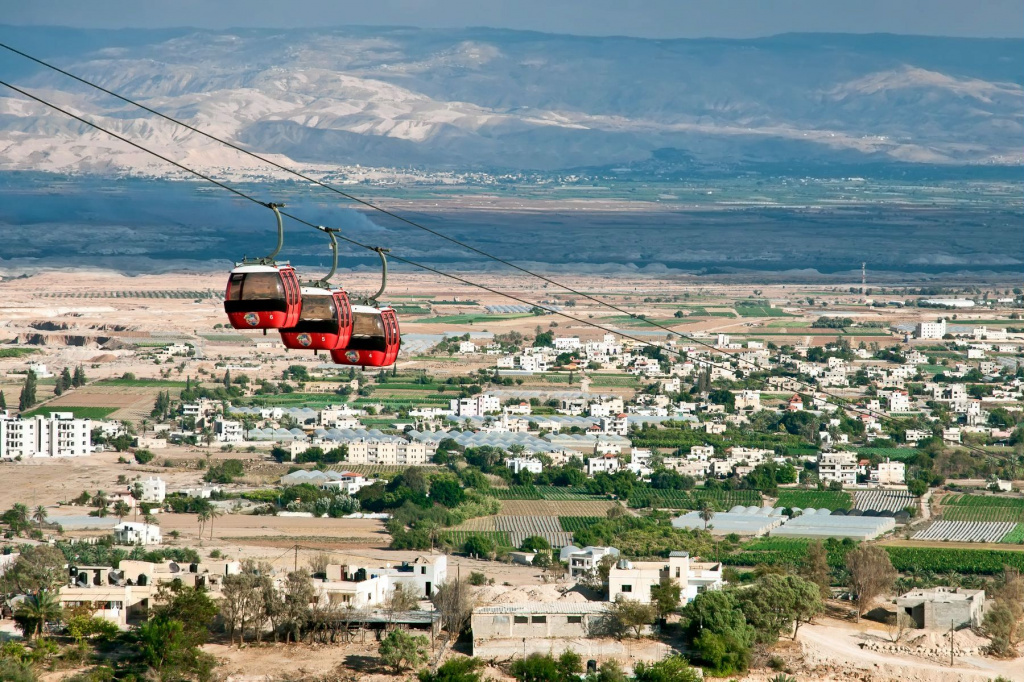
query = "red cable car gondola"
xmin=279 ymin=227 xmax=354 ymax=352
xmin=330 ymin=248 xmax=401 ymax=368
xmin=223 ymin=203 xmax=302 ymax=330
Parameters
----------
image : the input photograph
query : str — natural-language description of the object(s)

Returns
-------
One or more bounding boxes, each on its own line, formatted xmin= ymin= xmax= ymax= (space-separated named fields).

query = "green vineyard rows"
xmin=884 ymin=547 xmax=1024 ymax=574
xmin=944 ymin=495 xmax=1024 ymax=508
xmin=535 ymin=486 xmax=599 ymax=501
xmin=774 ymin=490 xmax=852 ymax=511
xmin=629 ymin=488 xmax=762 ymax=510
xmin=1001 ymin=525 xmax=1024 ymax=545
xmin=486 ymin=486 xmax=543 ymax=500
xmin=440 ymin=531 xmax=513 ymax=548
xmin=721 ymin=538 xmax=854 ymax=568
xmin=943 ymin=506 xmax=1024 ymax=523
xmin=558 ymin=517 xmax=604 ymax=533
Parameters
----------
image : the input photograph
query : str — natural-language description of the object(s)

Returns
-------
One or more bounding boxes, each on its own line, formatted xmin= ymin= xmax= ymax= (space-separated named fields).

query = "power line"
xmin=0 ymin=76 xmax=995 ymax=460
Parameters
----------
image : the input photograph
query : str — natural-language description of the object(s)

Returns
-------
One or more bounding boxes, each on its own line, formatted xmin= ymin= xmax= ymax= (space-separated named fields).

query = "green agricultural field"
xmin=856 ymin=447 xmax=919 ymax=461
xmin=413 ymin=313 xmax=531 ymax=324
xmin=1001 ymin=524 xmax=1024 ymax=544
xmin=629 ymin=488 xmax=762 ymax=510
xmin=735 ymin=302 xmax=793 ymax=317
xmin=721 ymin=538 xmax=854 ymax=568
xmin=774 ymin=490 xmax=852 ymax=510
xmin=0 ymin=348 xmax=39 ymax=358
xmin=197 ymin=333 xmax=252 ymax=342
xmin=441 ymin=530 xmax=513 ymax=549
xmin=942 ymin=495 xmax=1024 ymax=523
xmin=559 ymin=516 xmax=604 ymax=533
xmin=21 ymin=406 xmax=118 ymax=419
xmin=98 ymin=379 xmax=190 ymax=387
xmin=486 ymin=486 xmax=543 ymax=500
xmin=536 ymin=486 xmax=600 ymax=501
xmin=884 ymin=547 xmax=1024 ymax=574
xmin=943 ymin=506 xmax=1024 ymax=523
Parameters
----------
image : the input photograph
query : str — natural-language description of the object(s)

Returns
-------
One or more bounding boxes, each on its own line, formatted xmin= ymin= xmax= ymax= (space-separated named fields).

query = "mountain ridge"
xmin=0 ymin=25 xmax=1020 ymax=175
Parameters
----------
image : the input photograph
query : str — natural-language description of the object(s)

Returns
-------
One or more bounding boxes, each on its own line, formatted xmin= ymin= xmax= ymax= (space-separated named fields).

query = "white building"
xmin=505 ymin=457 xmax=543 ymax=475
xmin=0 ymin=410 xmax=92 ymax=459
xmin=567 ymin=546 xmax=620 ymax=579
xmin=553 ymin=336 xmax=582 ymax=352
xmin=346 ymin=439 xmax=432 ymax=466
xmin=870 ymin=459 xmax=906 ymax=486
xmin=608 ymin=552 xmax=723 ymax=605
xmin=137 ymin=476 xmax=167 ymax=504
xmin=451 ymin=394 xmax=501 ymax=417
xmin=589 ymin=398 xmax=625 ymax=418
xmin=600 ymin=414 xmax=629 ymax=436
xmin=113 ymin=522 xmax=162 ymax=546
xmin=734 ymin=390 xmax=761 ymax=411
xmin=916 ymin=319 xmax=947 ymax=340
xmin=587 ymin=454 xmax=621 ymax=477
xmin=817 ymin=452 xmax=858 ymax=487
xmin=214 ymin=419 xmax=244 ymax=443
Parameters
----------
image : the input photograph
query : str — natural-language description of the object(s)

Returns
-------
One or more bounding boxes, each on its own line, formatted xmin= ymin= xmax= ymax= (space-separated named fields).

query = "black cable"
xmin=0 ymin=44 xmax=944 ymax=438
xmin=0 ymin=77 xmax=994 ymax=460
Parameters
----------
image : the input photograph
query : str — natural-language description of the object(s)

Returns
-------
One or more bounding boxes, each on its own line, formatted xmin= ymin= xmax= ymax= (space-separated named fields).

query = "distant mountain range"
xmin=0 ymin=26 xmax=1021 ymax=174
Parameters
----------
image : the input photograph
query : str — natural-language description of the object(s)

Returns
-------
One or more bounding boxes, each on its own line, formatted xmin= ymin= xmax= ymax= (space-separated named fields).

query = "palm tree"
xmin=698 ymin=501 xmax=715 ymax=530
xmin=197 ymin=509 xmax=211 ymax=543
xmin=10 ymin=503 xmax=30 ymax=533
xmin=113 ymin=500 xmax=131 ymax=522
xmin=32 ymin=505 xmax=48 ymax=526
xmin=93 ymin=490 xmax=108 ymax=511
xmin=142 ymin=512 xmax=156 ymax=526
xmin=208 ymin=506 xmax=223 ymax=541
xmin=14 ymin=590 xmax=62 ymax=640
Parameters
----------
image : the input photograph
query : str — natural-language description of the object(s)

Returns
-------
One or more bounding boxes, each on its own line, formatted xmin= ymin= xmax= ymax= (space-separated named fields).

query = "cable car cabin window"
xmin=291 ymin=296 xmax=338 ymax=334
xmin=225 ymin=272 xmax=288 ymax=313
xmin=227 ymin=273 xmax=285 ymax=301
xmin=346 ymin=312 xmax=388 ymax=352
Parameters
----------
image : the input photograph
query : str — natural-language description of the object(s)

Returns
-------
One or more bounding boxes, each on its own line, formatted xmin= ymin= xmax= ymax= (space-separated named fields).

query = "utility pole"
xmin=294 ymin=544 xmax=299 ymax=572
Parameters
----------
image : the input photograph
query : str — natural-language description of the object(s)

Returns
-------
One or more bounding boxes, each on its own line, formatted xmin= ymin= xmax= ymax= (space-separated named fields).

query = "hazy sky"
xmin=5 ymin=0 xmax=1022 ymax=39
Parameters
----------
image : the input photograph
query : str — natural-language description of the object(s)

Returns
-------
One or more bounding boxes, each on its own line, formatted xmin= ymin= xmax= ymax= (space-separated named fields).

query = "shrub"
xmin=134 ymin=449 xmax=155 ymax=465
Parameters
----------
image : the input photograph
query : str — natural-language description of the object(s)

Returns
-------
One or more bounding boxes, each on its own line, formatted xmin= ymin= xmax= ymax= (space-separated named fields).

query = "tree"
xmin=134 ymin=449 xmax=155 ymax=465
xmin=113 ymin=500 xmax=131 ymax=521
xmin=610 ymin=597 xmax=657 ymax=639
xmin=18 ymin=370 xmax=37 ymax=410
xmin=60 ymin=367 xmax=73 ymax=391
xmin=13 ymin=590 xmax=62 ymax=640
xmin=846 ymin=545 xmax=897 ymax=620
xmin=0 ymin=390 xmax=5 ymax=409
xmin=736 ymin=574 xmax=823 ymax=642
xmin=282 ymin=569 xmax=315 ymax=643
xmin=520 ymin=535 xmax=551 ymax=552
xmin=384 ymin=582 xmax=421 ymax=630
xmin=418 ymin=657 xmax=485 ymax=682
xmin=32 ymin=505 xmax=47 ymax=526
xmin=698 ymin=500 xmax=715 ymax=530
xmin=430 ymin=578 xmax=477 ymax=661
xmin=72 ymin=365 xmax=86 ymax=387
xmin=682 ymin=590 xmax=755 ymax=676
xmin=633 ymin=655 xmax=702 ymax=682
xmin=463 ymin=534 xmax=495 ymax=559
xmin=378 ymin=628 xmax=428 ymax=673
xmin=2 ymin=502 xmax=31 ymax=535
xmin=0 ymin=545 xmax=65 ymax=594
xmin=429 ymin=477 xmax=465 ymax=508
xmin=555 ymin=650 xmax=583 ymax=679
xmin=650 ymin=577 xmax=682 ymax=621
xmin=798 ymin=539 xmax=832 ymax=600
xmin=150 ymin=583 xmax=219 ymax=649
xmin=982 ymin=568 xmax=1024 ymax=657
xmin=510 ymin=653 xmax=560 ymax=681
xmin=208 ymin=505 xmax=223 ymax=540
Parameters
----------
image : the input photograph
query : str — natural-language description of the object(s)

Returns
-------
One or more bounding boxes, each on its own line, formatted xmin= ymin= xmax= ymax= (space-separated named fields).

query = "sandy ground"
xmin=798 ymin=620 xmax=1024 ymax=682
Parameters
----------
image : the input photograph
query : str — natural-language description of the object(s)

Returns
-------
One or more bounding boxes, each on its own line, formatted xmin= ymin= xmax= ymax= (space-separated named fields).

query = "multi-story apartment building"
xmin=817 ymin=452 xmax=858 ymax=487
xmin=0 ymin=410 xmax=92 ymax=459
xmin=345 ymin=439 xmax=433 ymax=465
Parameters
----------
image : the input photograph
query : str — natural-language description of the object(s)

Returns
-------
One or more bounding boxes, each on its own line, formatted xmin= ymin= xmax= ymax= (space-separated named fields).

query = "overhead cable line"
xmin=0 ymin=76 xmax=992 ymax=459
